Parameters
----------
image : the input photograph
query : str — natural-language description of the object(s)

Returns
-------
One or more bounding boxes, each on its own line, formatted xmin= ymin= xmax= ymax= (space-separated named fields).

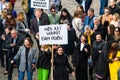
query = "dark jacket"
xmin=92 ymin=40 xmax=104 ymax=66
xmin=62 ymin=28 xmax=77 ymax=55
xmin=72 ymin=42 xmax=91 ymax=67
xmin=94 ymin=42 xmax=111 ymax=79
xmin=109 ymin=4 xmax=120 ymax=15
xmin=30 ymin=12 xmax=49 ymax=36
xmin=82 ymin=15 xmax=96 ymax=32
xmin=36 ymin=49 xmax=51 ymax=69
xmin=5 ymin=35 xmax=24 ymax=58
xmin=72 ymin=42 xmax=90 ymax=80
xmin=54 ymin=53 xmax=74 ymax=80
xmin=0 ymin=19 xmax=4 ymax=51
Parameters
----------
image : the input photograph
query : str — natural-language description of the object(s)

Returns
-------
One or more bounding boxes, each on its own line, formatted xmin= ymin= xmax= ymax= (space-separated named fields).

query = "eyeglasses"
xmin=51 ymin=11 xmax=55 ymax=12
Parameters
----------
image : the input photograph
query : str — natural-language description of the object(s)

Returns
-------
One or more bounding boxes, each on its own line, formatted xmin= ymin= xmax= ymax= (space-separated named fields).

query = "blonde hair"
xmin=113 ymin=13 xmax=120 ymax=20
xmin=6 ymin=2 xmax=13 ymax=10
xmin=17 ymin=12 xmax=25 ymax=22
xmin=74 ymin=10 xmax=82 ymax=17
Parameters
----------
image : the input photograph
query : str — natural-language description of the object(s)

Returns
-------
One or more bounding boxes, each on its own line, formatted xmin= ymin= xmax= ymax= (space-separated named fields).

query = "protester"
xmin=5 ymin=29 xmax=24 ymax=80
xmin=36 ymin=45 xmax=51 ymax=80
xmin=30 ymin=8 xmax=49 ymax=49
xmin=100 ymin=7 xmax=113 ymax=40
xmin=72 ymin=10 xmax=83 ymax=39
xmin=82 ymin=8 xmax=96 ymax=32
xmin=48 ymin=6 xmax=59 ymax=24
xmin=11 ymin=38 xmax=37 ymax=80
xmin=72 ymin=34 xmax=91 ymax=80
xmin=1 ymin=27 xmax=11 ymax=75
xmin=108 ymin=41 xmax=120 ymax=80
xmin=59 ymin=8 xmax=73 ymax=24
xmin=16 ymin=12 xmax=30 ymax=39
xmin=53 ymin=46 xmax=75 ymax=80
xmin=6 ymin=2 xmax=17 ymax=18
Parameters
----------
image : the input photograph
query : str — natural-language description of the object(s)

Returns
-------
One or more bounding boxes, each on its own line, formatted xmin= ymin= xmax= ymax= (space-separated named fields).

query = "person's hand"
xmin=98 ymin=50 xmax=102 ymax=53
xmin=10 ymin=43 xmax=16 ymax=47
xmin=84 ymin=48 xmax=88 ymax=53
xmin=25 ymin=29 xmax=30 ymax=32
xmin=1 ymin=34 xmax=5 ymax=40
xmin=11 ymin=60 xmax=14 ymax=64
xmin=71 ymin=71 xmax=75 ymax=77
xmin=32 ymin=64 xmax=35 ymax=69
xmin=50 ymin=59 xmax=54 ymax=63
xmin=35 ymin=33 xmax=39 ymax=40
xmin=113 ymin=57 xmax=119 ymax=61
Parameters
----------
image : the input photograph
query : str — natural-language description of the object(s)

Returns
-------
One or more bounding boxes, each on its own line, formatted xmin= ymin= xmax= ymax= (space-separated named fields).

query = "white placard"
xmin=31 ymin=0 xmax=49 ymax=9
xmin=39 ymin=24 xmax=68 ymax=45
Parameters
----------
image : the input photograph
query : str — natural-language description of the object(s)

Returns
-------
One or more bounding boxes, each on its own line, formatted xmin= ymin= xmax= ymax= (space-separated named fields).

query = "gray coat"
xmin=14 ymin=46 xmax=37 ymax=73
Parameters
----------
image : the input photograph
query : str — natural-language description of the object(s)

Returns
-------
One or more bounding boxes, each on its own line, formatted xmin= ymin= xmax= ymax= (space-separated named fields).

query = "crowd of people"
xmin=0 ymin=0 xmax=120 ymax=80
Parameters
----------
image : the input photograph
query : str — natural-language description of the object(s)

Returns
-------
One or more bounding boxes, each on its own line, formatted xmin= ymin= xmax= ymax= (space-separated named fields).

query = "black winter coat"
xmin=62 ymin=28 xmax=77 ymax=55
xmin=5 ymin=35 xmax=24 ymax=58
xmin=36 ymin=49 xmax=51 ymax=69
xmin=92 ymin=40 xmax=104 ymax=67
xmin=72 ymin=42 xmax=91 ymax=80
xmin=53 ymin=53 xmax=74 ymax=80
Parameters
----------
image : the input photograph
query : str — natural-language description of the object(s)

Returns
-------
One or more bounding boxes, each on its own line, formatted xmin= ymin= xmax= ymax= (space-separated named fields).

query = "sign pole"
xmin=51 ymin=45 xmax=54 ymax=80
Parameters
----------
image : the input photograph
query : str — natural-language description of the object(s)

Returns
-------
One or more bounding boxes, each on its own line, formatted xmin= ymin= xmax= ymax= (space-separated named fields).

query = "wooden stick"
xmin=51 ymin=45 xmax=54 ymax=80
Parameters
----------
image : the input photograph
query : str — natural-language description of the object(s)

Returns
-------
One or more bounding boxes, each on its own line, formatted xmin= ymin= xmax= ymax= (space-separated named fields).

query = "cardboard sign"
xmin=31 ymin=0 xmax=49 ymax=9
xmin=39 ymin=24 xmax=68 ymax=45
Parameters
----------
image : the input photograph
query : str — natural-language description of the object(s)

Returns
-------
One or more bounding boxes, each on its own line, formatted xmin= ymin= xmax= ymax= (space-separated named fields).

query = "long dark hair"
xmin=108 ymin=41 xmax=118 ymax=59
xmin=60 ymin=8 xmax=72 ymax=23
xmin=5 ymin=10 xmax=16 ymax=29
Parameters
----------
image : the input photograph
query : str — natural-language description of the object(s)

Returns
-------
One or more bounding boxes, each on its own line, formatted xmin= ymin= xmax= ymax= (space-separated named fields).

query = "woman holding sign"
xmin=36 ymin=45 xmax=51 ymax=80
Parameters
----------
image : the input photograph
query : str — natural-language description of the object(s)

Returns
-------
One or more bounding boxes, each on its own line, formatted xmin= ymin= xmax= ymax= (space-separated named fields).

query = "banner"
xmin=31 ymin=0 xmax=49 ymax=9
xmin=39 ymin=24 xmax=68 ymax=45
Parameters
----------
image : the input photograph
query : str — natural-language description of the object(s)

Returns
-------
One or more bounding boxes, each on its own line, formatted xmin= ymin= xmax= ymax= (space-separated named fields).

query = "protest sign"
xmin=39 ymin=24 xmax=68 ymax=45
xmin=31 ymin=0 xmax=49 ymax=9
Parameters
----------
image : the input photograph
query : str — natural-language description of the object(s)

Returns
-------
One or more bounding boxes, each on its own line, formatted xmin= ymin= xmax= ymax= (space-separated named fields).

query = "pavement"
xmin=0 ymin=0 xmax=100 ymax=80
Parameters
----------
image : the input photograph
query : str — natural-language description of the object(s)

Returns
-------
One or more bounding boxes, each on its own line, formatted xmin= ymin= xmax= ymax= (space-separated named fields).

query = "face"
xmin=24 ymin=39 xmax=30 ymax=48
xmin=11 ymin=30 xmax=17 ymax=38
xmin=96 ymin=35 xmax=102 ymax=42
xmin=104 ymin=9 xmax=110 ymax=15
xmin=87 ymin=10 xmax=92 ymax=16
xmin=109 ymin=0 xmax=115 ymax=6
xmin=85 ymin=28 xmax=90 ymax=35
xmin=94 ymin=19 xmax=98 ymax=24
xmin=76 ymin=7 xmax=82 ymax=12
xmin=62 ymin=11 xmax=67 ymax=16
xmin=57 ymin=47 xmax=63 ymax=55
xmin=5 ymin=28 xmax=10 ymax=34
xmin=35 ymin=10 xmax=42 ymax=18
xmin=113 ymin=15 xmax=117 ymax=21
xmin=114 ymin=30 xmax=120 ymax=36
xmin=6 ymin=5 xmax=11 ymax=10
xmin=80 ymin=35 xmax=86 ymax=42
xmin=51 ymin=9 xmax=56 ymax=15
xmin=7 ymin=14 xmax=12 ymax=19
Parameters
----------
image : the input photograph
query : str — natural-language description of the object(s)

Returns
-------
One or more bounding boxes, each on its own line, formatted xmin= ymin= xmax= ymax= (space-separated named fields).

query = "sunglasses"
xmin=51 ymin=11 xmax=55 ymax=12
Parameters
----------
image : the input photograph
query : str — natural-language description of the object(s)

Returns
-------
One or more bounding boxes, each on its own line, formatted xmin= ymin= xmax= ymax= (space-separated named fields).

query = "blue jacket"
xmin=82 ymin=15 xmax=96 ymax=32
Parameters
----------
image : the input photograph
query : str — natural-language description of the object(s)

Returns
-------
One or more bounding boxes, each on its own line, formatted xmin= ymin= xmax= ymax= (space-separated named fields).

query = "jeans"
xmin=18 ymin=69 xmax=32 ymax=80
xmin=78 ymin=0 xmax=92 ymax=13
xmin=99 ymin=0 xmax=108 ymax=15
